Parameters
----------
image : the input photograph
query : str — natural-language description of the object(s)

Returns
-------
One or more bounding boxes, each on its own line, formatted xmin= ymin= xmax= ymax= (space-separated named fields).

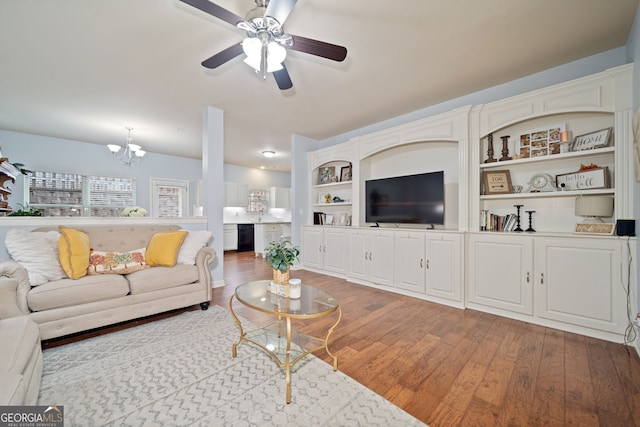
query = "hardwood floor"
xmin=44 ymin=250 xmax=640 ymax=426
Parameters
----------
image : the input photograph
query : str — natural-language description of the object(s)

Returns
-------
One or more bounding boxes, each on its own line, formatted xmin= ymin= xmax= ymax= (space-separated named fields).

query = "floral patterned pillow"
xmin=88 ymin=248 xmax=148 ymax=275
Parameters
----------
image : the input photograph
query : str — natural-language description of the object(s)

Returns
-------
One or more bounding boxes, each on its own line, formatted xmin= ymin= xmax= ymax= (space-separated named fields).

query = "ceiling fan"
xmin=179 ymin=0 xmax=348 ymax=90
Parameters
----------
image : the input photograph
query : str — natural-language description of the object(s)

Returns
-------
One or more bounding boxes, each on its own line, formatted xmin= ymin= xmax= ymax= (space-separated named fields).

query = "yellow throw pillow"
xmin=58 ymin=227 xmax=91 ymax=279
xmin=145 ymin=231 xmax=188 ymax=267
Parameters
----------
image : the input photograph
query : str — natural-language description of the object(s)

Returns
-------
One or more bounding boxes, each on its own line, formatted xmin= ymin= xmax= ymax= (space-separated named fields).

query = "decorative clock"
xmin=527 ymin=173 xmax=556 ymax=192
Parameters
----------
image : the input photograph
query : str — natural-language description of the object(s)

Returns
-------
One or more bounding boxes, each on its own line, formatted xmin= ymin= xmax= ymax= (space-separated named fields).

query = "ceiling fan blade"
xmin=289 ymin=35 xmax=347 ymax=62
xmin=201 ymin=43 xmax=244 ymax=69
xmin=265 ymin=0 xmax=297 ymax=25
xmin=179 ymin=0 xmax=244 ymax=27
xmin=273 ymin=65 xmax=293 ymax=90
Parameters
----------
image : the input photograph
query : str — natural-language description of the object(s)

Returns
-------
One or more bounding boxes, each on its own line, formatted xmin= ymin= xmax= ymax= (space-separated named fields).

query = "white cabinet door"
xmin=223 ymin=224 xmax=238 ymax=251
xmin=467 ymin=234 xmax=534 ymax=315
xmin=349 ymin=230 xmax=369 ymax=280
xmin=270 ymin=187 xmax=291 ymax=209
xmin=426 ymin=233 xmax=463 ymax=303
xmin=394 ymin=231 xmax=426 ymax=293
xmin=323 ymin=227 xmax=349 ymax=274
xmin=302 ymin=227 xmax=324 ymax=269
xmin=536 ymin=237 xmax=625 ymax=334
xmin=368 ymin=230 xmax=394 ymax=286
xmin=224 ymin=182 xmax=248 ymax=207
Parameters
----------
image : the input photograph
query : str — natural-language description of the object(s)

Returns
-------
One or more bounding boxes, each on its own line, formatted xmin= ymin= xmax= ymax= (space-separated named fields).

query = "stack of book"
xmin=482 ymin=212 xmax=520 ymax=232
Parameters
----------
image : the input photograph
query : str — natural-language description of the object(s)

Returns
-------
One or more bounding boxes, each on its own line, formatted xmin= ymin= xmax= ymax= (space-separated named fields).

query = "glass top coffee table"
xmin=229 ymin=280 xmax=341 ymax=404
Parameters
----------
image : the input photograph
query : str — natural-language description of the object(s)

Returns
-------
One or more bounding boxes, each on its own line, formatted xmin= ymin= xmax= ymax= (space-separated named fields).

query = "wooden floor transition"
xmin=44 ymin=250 xmax=640 ymax=426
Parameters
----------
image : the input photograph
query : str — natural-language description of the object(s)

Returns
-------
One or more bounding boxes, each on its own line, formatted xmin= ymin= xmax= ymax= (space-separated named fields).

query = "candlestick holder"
xmin=513 ymin=205 xmax=524 ymax=232
xmin=525 ymin=210 xmax=536 ymax=232
xmin=499 ymin=135 xmax=512 ymax=161
xmin=484 ymin=133 xmax=497 ymax=163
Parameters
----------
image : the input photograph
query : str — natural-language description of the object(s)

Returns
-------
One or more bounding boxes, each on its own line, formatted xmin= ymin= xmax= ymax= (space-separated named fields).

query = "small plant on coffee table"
xmin=264 ymin=240 xmax=300 ymax=284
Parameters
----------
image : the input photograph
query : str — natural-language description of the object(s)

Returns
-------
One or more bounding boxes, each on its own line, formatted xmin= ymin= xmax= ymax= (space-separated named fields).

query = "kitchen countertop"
xmin=223 ymin=222 xmax=291 ymax=225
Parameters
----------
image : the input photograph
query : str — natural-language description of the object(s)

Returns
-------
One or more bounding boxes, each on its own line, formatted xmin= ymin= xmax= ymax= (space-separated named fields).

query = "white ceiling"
xmin=0 ymin=0 xmax=638 ymax=172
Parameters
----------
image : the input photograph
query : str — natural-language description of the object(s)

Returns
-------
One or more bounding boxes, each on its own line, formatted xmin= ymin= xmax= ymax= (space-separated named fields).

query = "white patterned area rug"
xmin=38 ymin=305 xmax=426 ymax=426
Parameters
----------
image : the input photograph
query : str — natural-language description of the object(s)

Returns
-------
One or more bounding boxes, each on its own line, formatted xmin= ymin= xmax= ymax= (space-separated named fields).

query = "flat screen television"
xmin=365 ymin=171 xmax=445 ymax=226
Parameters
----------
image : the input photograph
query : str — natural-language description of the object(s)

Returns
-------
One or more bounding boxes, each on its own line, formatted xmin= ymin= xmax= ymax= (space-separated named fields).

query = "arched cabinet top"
xmin=477 ymin=64 xmax=632 ymax=137
xmin=355 ymin=106 xmax=472 ymax=160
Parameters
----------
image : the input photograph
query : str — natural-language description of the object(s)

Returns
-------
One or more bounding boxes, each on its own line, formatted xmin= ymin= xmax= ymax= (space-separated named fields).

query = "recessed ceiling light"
xmin=262 ymin=150 xmax=275 ymax=158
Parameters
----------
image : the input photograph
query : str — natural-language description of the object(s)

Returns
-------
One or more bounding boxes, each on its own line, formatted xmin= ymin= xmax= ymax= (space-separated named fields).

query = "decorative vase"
xmin=272 ymin=267 xmax=290 ymax=285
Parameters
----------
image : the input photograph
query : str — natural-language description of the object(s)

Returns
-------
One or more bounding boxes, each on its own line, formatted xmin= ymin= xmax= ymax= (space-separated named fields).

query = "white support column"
xmin=203 ymin=106 xmax=225 ymax=286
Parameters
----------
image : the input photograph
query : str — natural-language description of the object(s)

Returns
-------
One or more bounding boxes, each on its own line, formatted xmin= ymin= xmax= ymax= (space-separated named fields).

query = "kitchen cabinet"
xmin=223 ymin=224 xmax=238 ymax=251
xmin=254 ymin=223 xmax=287 ymax=257
xmin=224 ymin=182 xmax=248 ymax=208
xmin=269 ymin=187 xmax=290 ymax=209
xmin=302 ymin=226 xmax=349 ymax=275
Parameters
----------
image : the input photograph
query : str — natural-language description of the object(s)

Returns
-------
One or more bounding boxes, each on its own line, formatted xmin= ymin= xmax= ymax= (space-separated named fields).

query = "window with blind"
xmin=150 ymin=178 xmax=188 ymax=217
xmin=26 ymin=171 xmax=135 ymax=217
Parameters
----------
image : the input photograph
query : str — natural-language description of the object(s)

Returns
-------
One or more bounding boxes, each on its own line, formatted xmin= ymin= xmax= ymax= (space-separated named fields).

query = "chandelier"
xmin=107 ymin=127 xmax=145 ymax=166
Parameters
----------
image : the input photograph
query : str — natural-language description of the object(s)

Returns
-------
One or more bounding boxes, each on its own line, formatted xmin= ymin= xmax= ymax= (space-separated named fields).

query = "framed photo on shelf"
xmin=482 ymin=170 xmax=513 ymax=195
xmin=340 ymin=165 xmax=352 ymax=182
xmin=517 ymin=124 xmax=565 ymax=159
xmin=317 ymin=166 xmax=335 ymax=184
xmin=572 ymin=127 xmax=612 ymax=151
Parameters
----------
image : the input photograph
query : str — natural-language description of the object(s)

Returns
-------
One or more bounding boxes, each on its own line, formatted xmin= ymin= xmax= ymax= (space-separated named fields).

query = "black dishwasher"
xmin=237 ymin=224 xmax=255 ymax=252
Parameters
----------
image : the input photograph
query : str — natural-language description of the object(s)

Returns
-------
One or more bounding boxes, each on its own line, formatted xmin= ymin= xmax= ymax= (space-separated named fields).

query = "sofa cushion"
xmin=0 ymin=316 xmax=40 ymax=376
xmin=58 ymin=227 xmax=90 ymax=279
xmin=145 ymin=231 xmax=188 ymax=267
xmin=126 ymin=264 xmax=199 ymax=295
xmin=88 ymin=248 xmax=148 ymax=275
xmin=5 ymin=229 xmax=66 ymax=286
xmin=27 ymin=275 xmax=130 ymax=312
xmin=177 ymin=230 xmax=212 ymax=265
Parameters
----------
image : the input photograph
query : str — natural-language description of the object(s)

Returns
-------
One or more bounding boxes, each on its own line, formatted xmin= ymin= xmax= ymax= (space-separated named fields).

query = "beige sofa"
xmin=0 ymin=224 xmax=217 ymax=341
xmin=0 ymin=277 xmax=42 ymax=405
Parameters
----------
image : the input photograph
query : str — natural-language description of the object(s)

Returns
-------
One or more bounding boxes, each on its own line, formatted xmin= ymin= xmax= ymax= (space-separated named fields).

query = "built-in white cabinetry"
xmin=308 ymin=141 xmax=354 ymax=226
xmin=223 ymin=224 xmax=238 ymax=251
xmin=224 ymin=182 xmax=248 ymax=208
xmin=467 ymin=232 xmax=633 ymax=341
xmin=301 ymin=64 xmax=636 ymax=344
xmin=349 ymin=228 xmax=394 ymax=286
xmin=536 ymin=237 xmax=627 ymax=334
xmin=394 ymin=231 xmax=425 ymax=293
xmin=269 ymin=187 xmax=290 ymax=209
xmin=425 ymin=233 xmax=464 ymax=306
xmin=301 ymin=226 xmax=349 ymax=276
xmin=467 ymin=233 xmax=534 ymax=315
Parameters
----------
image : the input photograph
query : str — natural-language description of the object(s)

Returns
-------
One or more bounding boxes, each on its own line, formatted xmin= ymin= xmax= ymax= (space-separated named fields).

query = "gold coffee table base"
xmin=229 ymin=280 xmax=341 ymax=404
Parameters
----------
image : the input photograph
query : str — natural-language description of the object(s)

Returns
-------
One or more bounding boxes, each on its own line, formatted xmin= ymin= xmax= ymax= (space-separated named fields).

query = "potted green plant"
xmin=264 ymin=240 xmax=300 ymax=284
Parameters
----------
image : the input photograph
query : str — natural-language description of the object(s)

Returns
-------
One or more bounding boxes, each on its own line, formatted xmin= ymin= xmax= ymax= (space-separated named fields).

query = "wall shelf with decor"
xmin=308 ymin=141 xmax=354 ymax=226
xmin=470 ymin=65 xmax=632 ymax=233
